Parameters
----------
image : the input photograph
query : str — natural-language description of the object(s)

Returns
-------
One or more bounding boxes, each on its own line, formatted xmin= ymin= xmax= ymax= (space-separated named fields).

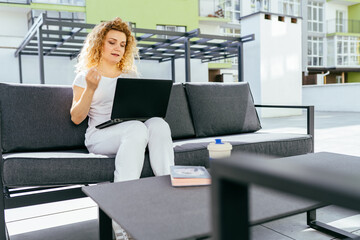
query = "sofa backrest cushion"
xmin=0 ymin=83 xmax=87 ymax=153
xmin=165 ymin=83 xmax=196 ymax=139
xmin=184 ymin=82 xmax=261 ymax=137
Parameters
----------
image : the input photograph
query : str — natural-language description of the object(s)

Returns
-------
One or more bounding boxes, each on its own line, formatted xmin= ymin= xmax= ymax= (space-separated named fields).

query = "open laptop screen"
xmin=96 ymin=78 xmax=173 ymax=129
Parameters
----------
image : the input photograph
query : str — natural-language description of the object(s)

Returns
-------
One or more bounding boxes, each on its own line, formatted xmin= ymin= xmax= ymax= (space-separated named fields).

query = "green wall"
xmin=85 ymin=0 xmax=199 ymax=31
xmin=349 ymin=3 xmax=360 ymax=21
xmin=347 ymin=72 xmax=360 ymax=82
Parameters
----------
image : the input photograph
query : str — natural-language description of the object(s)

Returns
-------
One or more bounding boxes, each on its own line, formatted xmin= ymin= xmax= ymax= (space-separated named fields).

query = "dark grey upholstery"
xmin=0 ymin=83 xmax=87 ymax=153
xmin=2 ymin=132 xmax=312 ymax=187
xmin=165 ymin=83 xmax=195 ymax=139
xmin=185 ymin=82 xmax=261 ymax=137
xmin=0 ymin=82 xmax=313 ymax=188
xmin=173 ymin=132 xmax=312 ymax=168
xmin=2 ymin=150 xmax=114 ymax=186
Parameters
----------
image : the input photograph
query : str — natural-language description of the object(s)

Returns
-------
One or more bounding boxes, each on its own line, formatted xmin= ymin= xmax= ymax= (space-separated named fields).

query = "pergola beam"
xmin=45 ymin=27 xmax=83 ymax=56
xmin=15 ymin=13 xmax=254 ymax=84
xmin=42 ymin=29 xmax=88 ymax=37
xmin=37 ymin=27 xmax=45 ymax=84
xmin=15 ymin=12 xmax=44 ymax=57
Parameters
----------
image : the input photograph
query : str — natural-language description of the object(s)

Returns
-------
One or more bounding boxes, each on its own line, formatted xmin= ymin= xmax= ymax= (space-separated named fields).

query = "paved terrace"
xmin=6 ymin=111 xmax=360 ymax=240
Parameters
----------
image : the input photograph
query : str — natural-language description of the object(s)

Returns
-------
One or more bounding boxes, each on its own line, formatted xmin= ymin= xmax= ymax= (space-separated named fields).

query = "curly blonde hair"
xmin=76 ymin=17 xmax=138 ymax=74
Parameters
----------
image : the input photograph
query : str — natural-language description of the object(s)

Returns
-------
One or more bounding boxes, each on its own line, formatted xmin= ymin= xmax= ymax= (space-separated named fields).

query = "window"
xmin=221 ymin=27 xmax=241 ymax=37
xmin=279 ymin=0 xmax=300 ymax=17
xmin=156 ymin=25 xmax=186 ymax=39
xmin=307 ymin=1 xmax=323 ymax=33
xmin=336 ymin=10 xmax=346 ymax=33
xmin=308 ymin=36 xmax=324 ymax=66
xmin=220 ymin=0 xmax=241 ymax=22
xmin=335 ymin=36 xmax=360 ymax=66
xmin=251 ymin=0 xmax=270 ymax=13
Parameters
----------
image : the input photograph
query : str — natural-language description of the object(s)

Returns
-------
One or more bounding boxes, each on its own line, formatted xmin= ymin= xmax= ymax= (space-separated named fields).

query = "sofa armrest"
xmin=254 ymin=105 xmax=314 ymax=150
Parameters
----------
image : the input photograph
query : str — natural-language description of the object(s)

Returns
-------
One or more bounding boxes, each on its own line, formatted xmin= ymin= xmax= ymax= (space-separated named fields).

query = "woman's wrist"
xmin=84 ymin=86 xmax=96 ymax=95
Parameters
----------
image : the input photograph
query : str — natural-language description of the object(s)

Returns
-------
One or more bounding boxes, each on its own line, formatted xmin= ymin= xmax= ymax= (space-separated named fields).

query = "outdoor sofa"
xmin=0 ymin=81 xmax=314 ymax=239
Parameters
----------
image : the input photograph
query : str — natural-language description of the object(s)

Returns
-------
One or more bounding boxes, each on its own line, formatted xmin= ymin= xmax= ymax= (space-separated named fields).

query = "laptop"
xmin=95 ymin=78 xmax=173 ymax=129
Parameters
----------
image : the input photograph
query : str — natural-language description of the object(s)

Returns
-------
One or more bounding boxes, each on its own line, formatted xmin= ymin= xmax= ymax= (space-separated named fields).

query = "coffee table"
xmin=211 ymin=152 xmax=360 ymax=240
xmin=82 ymin=172 xmax=321 ymax=239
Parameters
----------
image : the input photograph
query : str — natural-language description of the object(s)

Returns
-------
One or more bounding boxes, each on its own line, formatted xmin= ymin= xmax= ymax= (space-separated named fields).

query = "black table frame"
xmin=211 ymin=152 xmax=360 ymax=240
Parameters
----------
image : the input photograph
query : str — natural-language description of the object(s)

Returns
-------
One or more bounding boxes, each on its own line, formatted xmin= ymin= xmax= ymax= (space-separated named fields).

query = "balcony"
xmin=0 ymin=0 xmax=85 ymax=6
xmin=326 ymin=35 xmax=360 ymax=68
xmin=327 ymin=19 xmax=360 ymax=34
xmin=31 ymin=0 xmax=85 ymax=6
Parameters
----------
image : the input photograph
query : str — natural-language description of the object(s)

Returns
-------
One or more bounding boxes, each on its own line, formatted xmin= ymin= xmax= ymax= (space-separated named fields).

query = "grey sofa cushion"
xmin=2 ymin=132 xmax=312 ymax=187
xmin=185 ymin=82 xmax=261 ymax=137
xmin=173 ymin=132 xmax=313 ymax=168
xmin=0 ymin=83 xmax=87 ymax=153
xmin=165 ymin=83 xmax=195 ymax=139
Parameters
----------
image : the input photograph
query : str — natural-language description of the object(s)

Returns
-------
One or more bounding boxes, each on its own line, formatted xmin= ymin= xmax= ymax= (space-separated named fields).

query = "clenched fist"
xmin=85 ymin=67 xmax=101 ymax=91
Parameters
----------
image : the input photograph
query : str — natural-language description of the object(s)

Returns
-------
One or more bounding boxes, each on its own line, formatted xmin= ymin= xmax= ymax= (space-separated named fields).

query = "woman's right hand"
xmin=85 ymin=67 xmax=101 ymax=91
xmin=71 ymin=68 xmax=100 ymax=125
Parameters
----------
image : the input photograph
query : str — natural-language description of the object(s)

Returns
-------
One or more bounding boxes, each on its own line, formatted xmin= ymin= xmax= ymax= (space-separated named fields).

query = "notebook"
xmin=170 ymin=166 xmax=211 ymax=187
xmin=95 ymin=78 xmax=173 ymax=129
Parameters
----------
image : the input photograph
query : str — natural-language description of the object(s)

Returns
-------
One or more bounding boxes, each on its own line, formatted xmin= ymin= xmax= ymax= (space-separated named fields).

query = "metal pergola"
xmin=15 ymin=13 xmax=254 ymax=84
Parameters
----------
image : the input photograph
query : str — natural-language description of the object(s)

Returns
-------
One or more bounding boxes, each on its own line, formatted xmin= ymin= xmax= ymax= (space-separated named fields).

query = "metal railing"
xmin=0 ymin=0 xmax=30 ymax=4
xmin=31 ymin=0 xmax=85 ymax=6
xmin=327 ymin=19 xmax=360 ymax=34
xmin=0 ymin=0 xmax=85 ymax=6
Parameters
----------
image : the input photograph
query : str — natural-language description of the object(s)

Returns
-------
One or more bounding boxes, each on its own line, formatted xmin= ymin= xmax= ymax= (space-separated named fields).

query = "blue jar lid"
xmin=215 ymin=139 xmax=223 ymax=144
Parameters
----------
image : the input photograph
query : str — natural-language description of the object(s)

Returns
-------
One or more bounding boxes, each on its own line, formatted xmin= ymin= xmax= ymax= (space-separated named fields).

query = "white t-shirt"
xmin=72 ymin=71 xmax=137 ymax=143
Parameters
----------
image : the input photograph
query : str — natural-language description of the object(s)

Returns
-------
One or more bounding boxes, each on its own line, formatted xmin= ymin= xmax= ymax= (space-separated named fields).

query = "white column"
xmin=242 ymin=12 xmax=303 ymax=117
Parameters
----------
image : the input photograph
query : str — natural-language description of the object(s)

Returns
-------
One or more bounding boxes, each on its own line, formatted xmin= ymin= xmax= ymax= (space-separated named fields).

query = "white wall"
xmin=303 ymin=83 xmax=360 ymax=112
xmin=0 ymin=6 xmax=78 ymax=85
xmin=242 ymin=13 xmax=303 ymax=117
xmin=20 ymin=55 xmax=78 ymax=85
xmin=242 ymin=14 xmax=261 ymax=103
xmin=199 ymin=21 xmax=222 ymax=35
xmin=0 ymin=7 xmax=30 ymax=84
xmin=173 ymin=59 xmax=209 ymax=83
xmin=0 ymin=7 xmax=29 ymax=47
xmin=240 ymin=1 xmax=253 ymax=17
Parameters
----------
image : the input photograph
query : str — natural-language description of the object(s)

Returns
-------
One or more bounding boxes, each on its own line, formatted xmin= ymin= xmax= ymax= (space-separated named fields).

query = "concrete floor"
xmin=6 ymin=111 xmax=360 ymax=240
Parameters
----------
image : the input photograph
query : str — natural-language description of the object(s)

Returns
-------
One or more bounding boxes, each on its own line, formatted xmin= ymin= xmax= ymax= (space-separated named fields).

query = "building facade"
xmin=199 ymin=0 xmax=360 ymax=84
xmin=303 ymin=0 xmax=360 ymax=84
xmin=1 ymin=0 xmax=359 ymax=85
xmin=0 ymin=0 xmax=207 ymax=84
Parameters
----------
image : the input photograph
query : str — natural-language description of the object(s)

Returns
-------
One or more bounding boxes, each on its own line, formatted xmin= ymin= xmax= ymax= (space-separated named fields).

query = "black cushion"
xmin=184 ymin=82 xmax=261 ymax=137
xmin=165 ymin=83 xmax=195 ymax=139
xmin=0 ymin=83 xmax=87 ymax=153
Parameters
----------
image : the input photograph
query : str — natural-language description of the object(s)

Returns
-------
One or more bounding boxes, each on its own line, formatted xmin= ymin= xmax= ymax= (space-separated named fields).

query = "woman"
xmin=70 ymin=17 xmax=174 ymax=240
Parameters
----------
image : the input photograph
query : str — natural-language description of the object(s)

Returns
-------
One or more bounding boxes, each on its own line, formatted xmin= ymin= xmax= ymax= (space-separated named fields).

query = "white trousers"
xmin=86 ymin=117 xmax=175 ymax=182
